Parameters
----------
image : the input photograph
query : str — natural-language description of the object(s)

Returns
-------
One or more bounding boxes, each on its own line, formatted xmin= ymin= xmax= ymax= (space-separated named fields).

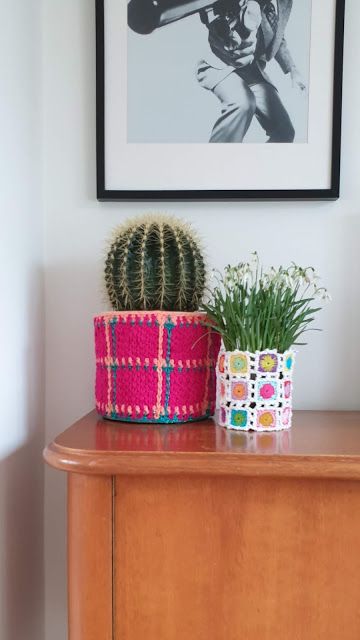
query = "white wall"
xmin=43 ymin=1 xmax=360 ymax=638
xmin=0 ymin=1 xmax=44 ymax=639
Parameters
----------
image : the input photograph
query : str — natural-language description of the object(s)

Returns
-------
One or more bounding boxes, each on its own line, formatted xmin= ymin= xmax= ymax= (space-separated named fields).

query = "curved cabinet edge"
xmin=43 ymin=443 xmax=360 ymax=479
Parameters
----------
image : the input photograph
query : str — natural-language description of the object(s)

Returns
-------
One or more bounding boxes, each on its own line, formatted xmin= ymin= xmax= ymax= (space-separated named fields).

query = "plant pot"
xmin=217 ymin=348 xmax=295 ymax=431
xmin=94 ymin=311 xmax=221 ymax=424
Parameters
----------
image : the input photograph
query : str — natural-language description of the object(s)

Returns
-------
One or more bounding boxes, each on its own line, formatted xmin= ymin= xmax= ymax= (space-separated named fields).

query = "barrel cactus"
xmin=105 ymin=214 xmax=206 ymax=311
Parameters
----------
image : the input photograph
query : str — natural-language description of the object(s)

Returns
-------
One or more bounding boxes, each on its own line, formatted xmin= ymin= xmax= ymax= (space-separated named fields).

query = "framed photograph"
xmin=96 ymin=0 xmax=345 ymax=200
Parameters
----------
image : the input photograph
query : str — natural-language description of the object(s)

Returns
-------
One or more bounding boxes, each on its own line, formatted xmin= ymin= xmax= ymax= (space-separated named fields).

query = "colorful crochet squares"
xmin=231 ymin=381 xmax=249 ymax=401
xmin=258 ymin=352 xmax=279 ymax=373
xmin=229 ymin=353 xmax=249 ymax=374
xmin=217 ymin=349 xmax=295 ymax=431
xmin=257 ymin=380 xmax=278 ymax=402
xmin=230 ymin=409 xmax=249 ymax=429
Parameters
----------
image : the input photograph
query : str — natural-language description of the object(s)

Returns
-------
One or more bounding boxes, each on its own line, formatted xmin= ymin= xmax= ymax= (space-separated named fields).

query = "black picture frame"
xmin=96 ymin=0 xmax=345 ymax=201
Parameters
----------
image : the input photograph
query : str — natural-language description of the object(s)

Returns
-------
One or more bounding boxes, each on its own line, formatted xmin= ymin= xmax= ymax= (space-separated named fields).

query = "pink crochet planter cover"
xmin=94 ymin=311 xmax=221 ymax=423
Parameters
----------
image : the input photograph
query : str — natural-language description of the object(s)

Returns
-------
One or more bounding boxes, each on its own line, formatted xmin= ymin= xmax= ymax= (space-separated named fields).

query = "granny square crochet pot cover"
xmin=94 ymin=311 xmax=221 ymax=424
xmin=217 ymin=349 xmax=295 ymax=431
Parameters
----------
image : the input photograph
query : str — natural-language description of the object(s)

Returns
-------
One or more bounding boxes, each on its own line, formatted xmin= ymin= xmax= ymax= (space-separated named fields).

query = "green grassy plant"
xmin=202 ymin=253 xmax=330 ymax=353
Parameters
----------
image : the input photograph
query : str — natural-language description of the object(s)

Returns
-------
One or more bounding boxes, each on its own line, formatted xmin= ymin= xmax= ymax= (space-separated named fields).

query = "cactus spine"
xmin=105 ymin=214 xmax=206 ymax=312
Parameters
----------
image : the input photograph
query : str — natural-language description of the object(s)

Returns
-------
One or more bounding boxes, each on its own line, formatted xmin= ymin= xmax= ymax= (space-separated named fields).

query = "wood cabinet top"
xmin=43 ymin=411 xmax=360 ymax=479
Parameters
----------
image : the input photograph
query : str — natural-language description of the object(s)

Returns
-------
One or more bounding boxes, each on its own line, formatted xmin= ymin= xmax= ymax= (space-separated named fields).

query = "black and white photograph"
xmin=127 ymin=0 xmax=311 ymax=144
xmin=96 ymin=0 xmax=344 ymax=198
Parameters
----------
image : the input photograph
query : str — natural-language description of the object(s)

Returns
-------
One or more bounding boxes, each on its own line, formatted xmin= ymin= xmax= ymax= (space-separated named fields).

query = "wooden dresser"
xmin=44 ymin=411 xmax=360 ymax=640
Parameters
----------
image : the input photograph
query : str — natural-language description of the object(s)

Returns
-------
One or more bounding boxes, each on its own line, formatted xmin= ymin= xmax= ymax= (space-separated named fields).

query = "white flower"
xmin=321 ymin=290 xmax=332 ymax=302
xmin=304 ymin=267 xmax=316 ymax=284
xmin=314 ymin=287 xmax=331 ymax=302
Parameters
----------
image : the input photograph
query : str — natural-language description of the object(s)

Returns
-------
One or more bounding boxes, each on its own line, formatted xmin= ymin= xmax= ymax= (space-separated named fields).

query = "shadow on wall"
xmin=0 ymin=265 xmax=45 ymax=640
xmin=44 ymin=261 xmax=101 ymax=640
xmin=0 ymin=437 xmax=44 ymax=640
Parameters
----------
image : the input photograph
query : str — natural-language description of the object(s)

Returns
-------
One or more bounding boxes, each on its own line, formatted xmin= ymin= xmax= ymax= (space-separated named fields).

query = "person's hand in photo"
xmin=208 ymin=22 xmax=259 ymax=68
xmin=228 ymin=0 xmax=262 ymax=68
xmin=209 ymin=31 xmax=256 ymax=68
xmin=229 ymin=30 xmax=258 ymax=69
xmin=290 ymin=66 xmax=307 ymax=91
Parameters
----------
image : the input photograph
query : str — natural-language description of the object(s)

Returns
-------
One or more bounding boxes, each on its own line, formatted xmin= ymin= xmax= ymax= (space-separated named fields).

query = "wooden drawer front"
xmin=68 ymin=474 xmax=113 ymax=640
xmin=114 ymin=475 xmax=360 ymax=640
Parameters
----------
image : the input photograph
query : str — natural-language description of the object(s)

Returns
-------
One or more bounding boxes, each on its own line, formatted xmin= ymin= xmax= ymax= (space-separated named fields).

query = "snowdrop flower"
xmin=304 ymin=267 xmax=316 ymax=284
xmin=316 ymin=288 xmax=332 ymax=302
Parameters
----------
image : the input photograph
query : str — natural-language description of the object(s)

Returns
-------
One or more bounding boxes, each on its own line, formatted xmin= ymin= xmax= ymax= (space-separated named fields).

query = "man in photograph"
xmin=197 ymin=0 xmax=306 ymax=143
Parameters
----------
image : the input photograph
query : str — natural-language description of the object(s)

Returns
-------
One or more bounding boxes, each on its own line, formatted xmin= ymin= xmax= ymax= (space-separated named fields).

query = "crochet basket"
xmin=94 ymin=311 xmax=220 ymax=424
xmin=217 ymin=348 xmax=295 ymax=431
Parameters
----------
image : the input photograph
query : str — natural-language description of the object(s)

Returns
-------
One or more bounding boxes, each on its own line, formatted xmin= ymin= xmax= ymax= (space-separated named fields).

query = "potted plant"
xmin=202 ymin=254 xmax=330 ymax=431
xmin=94 ymin=214 xmax=220 ymax=423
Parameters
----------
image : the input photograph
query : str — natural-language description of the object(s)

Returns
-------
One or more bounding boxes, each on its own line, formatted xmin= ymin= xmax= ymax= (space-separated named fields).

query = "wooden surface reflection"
xmin=95 ymin=419 xmax=217 ymax=452
xmin=94 ymin=419 xmax=291 ymax=454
